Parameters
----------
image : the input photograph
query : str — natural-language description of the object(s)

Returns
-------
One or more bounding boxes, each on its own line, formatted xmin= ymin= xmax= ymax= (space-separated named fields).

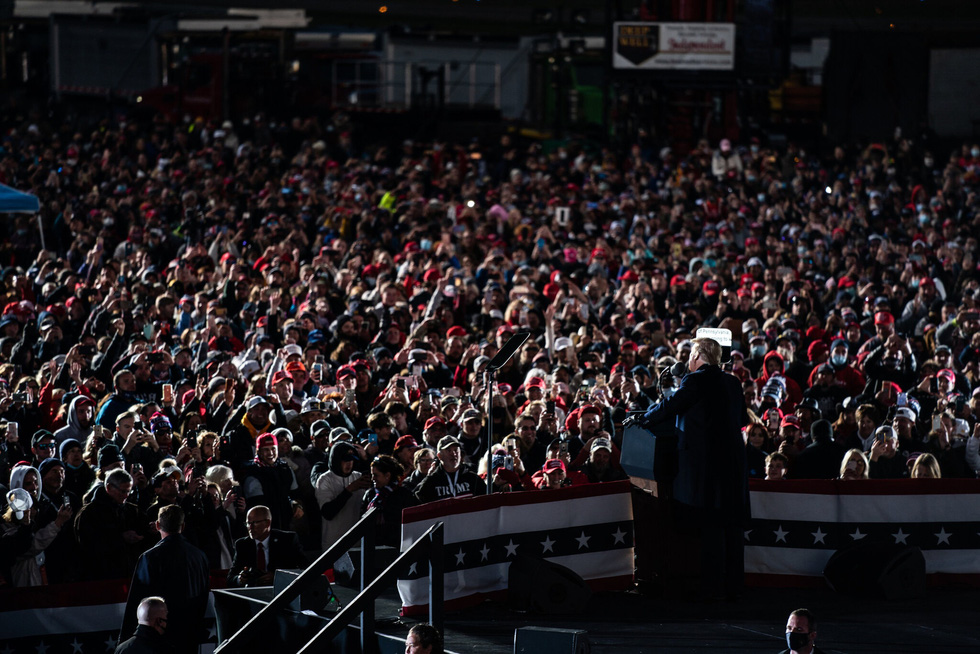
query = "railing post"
xmin=428 ymin=523 xmax=444 ymax=636
xmin=360 ymin=521 xmax=376 ymax=654
xmin=469 ymin=62 xmax=476 ymax=107
xmin=405 ymin=62 xmax=412 ymax=109
xmin=216 ymin=508 xmax=378 ymax=653
xmin=494 ymin=63 xmax=501 ymax=110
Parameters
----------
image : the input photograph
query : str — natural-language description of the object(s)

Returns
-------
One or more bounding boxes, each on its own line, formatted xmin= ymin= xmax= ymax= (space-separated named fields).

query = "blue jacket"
xmin=640 ymin=364 xmax=749 ymax=519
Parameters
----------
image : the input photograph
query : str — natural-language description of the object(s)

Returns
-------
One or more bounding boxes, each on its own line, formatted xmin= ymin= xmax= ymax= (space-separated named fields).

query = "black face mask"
xmin=786 ymin=631 xmax=810 ymax=651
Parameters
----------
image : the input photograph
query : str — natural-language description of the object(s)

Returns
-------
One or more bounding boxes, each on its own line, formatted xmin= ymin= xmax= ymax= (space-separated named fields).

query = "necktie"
xmin=256 ymin=542 xmax=267 ymax=573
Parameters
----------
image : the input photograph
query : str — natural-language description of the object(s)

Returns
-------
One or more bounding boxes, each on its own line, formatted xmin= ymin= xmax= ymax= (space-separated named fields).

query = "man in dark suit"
xmin=115 ymin=596 xmax=170 ymax=654
xmin=120 ymin=505 xmax=210 ymax=654
xmin=227 ymin=505 xmax=308 ymax=587
xmin=638 ymin=336 xmax=749 ymax=601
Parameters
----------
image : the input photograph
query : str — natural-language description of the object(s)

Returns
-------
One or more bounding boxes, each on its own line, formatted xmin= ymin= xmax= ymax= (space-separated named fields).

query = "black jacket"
xmin=413 ymin=463 xmax=486 ymax=504
xmin=640 ymin=364 xmax=749 ymax=520
xmin=121 ymin=534 xmax=210 ymax=654
xmin=74 ymin=486 xmax=151 ymax=580
xmin=114 ymin=625 xmax=172 ymax=654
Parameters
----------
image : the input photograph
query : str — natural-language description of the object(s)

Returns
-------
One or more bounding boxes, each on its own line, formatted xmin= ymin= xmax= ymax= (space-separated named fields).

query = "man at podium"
xmin=636 ymin=336 xmax=749 ymax=601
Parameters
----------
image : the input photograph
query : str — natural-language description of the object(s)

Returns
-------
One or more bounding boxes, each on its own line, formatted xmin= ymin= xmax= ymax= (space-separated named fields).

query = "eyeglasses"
xmin=37 ymin=443 xmax=57 ymax=449
xmin=246 ymin=518 xmax=271 ymax=527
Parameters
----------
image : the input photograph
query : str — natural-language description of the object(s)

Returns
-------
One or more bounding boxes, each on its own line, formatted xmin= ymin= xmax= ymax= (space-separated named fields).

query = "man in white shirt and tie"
xmin=227 ymin=505 xmax=307 ymax=587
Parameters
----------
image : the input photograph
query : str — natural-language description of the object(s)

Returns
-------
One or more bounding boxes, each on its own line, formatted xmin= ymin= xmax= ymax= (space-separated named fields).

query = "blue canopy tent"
xmin=0 ymin=182 xmax=43 ymax=249
xmin=0 ymin=182 xmax=40 ymax=213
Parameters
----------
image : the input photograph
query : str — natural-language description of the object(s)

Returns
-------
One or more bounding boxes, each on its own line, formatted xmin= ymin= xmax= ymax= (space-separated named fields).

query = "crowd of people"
xmin=2 ymin=108 xmax=980 ymax=596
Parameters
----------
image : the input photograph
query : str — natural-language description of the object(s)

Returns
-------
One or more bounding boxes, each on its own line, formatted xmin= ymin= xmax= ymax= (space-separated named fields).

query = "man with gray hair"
xmin=114 ymin=596 xmax=168 ymax=653
xmin=74 ymin=468 xmax=151 ymax=580
xmin=636 ymin=336 xmax=749 ymax=601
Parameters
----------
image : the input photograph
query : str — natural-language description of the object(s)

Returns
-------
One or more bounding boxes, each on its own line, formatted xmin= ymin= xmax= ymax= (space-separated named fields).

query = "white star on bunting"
xmin=935 ymin=527 xmax=951 ymax=545
xmin=575 ymin=531 xmax=591 ymax=549
xmin=480 ymin=543 xmax=490 ymax=561
xmin=408 ymin=562 xmax=418 ymax=576
xmin=71 ymin=638 xmax=84 ymax=653
xmin=773 ymin=525 xmax=788 ymax=543
xmin=850 ymin=528 xmax=866 ymax=541
xmin=893 ymin=528 xmax=909 ymax=545
xmin=541 ymin=535 xmax=556 ymax=553
xmin=36 ymin=641 xmax=49 ymax=654
xmin=104 ymin=636 xmax=118 ymax=652
xmin=612 ymin=527 xmax=626 ymax=545
xmin=455 ymin=548 xmax=466 ymax=565
xmin=811 ymin=527 xmax=826 ymax=544
xmin=504 ymin=539 xmax=519 ymax=557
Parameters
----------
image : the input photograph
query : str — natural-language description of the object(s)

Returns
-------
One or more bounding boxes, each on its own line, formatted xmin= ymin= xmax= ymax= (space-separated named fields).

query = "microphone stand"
xmin=483 ymin=331 xmax=530 ymax=495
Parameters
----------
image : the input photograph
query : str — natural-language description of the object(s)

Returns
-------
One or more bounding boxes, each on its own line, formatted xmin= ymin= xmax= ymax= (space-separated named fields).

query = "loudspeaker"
xmin=507 ymin=555 xmax=593 ymax=614
xmin=515 ymin=627 xmax=590 ymax=654
xmin=823 ymin=542 xmax=926 ymax=600
xmin=273 ymin=568 xmax=337 ymax=612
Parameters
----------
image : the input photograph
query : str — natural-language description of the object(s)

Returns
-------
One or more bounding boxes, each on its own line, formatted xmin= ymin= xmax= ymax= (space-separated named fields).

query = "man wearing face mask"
xmin=779 ymin=608 xmax=826 ymax=654
xmin=745 ymin=331 xmax=769 ymax=378
xmin=822 ymin=340 xmax=865 ymax=397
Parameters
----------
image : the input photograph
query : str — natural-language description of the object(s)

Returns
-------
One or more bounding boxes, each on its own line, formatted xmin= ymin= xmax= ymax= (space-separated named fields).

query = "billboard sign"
xmin=613 ymin=22 xmax=736 ymax=71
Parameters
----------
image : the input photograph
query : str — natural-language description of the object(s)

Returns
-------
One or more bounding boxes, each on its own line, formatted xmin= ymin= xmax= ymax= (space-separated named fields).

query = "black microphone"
xmin=670 ymin=361 xmax=688 ymax=378
xmin=486 ymin=331 xmax=530 ymax=372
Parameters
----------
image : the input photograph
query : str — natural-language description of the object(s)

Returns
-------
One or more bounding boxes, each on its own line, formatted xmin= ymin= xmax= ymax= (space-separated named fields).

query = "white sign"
xmin=613 ymin=22 xmax=736 ymax=71
xmin=695 ymin=327 xmax=732 ymax=347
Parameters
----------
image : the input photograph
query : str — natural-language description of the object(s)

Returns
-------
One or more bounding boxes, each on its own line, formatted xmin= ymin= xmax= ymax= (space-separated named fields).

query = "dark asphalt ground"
xmin=366 ymin=583 xmax=979 ymax=653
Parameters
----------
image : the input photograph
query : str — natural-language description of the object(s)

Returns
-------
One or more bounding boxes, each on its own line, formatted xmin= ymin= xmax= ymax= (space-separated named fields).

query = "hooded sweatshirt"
xmin=314 ymin=442 xmax=366 ymax=549
xmin=755 ymin=350 xmax=802 ymax=407
xmin=53 ymin=396 xmax=94 ymax=446
xmin=3 ymin=465 xmax=62 ymax=587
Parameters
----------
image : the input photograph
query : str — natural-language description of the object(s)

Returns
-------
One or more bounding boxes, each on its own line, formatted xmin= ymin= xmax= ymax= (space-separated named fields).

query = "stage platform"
xmin=361 ymin=583 xmax=979 ymax=653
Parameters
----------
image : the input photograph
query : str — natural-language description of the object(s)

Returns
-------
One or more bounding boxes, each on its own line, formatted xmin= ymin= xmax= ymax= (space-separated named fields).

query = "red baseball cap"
xmin=394 ymin=435 xmax=420 ymax=451
xmin=256 ymin=433 xmax=277 ymax=450
xmin=702 ymin=280 xmax=721 ymax=296
xmin=424 ymin=416 xmax=447 ymax=430
xmin=874 ymin=311 xmax=895 ymax=325
xmin=270 ymin=370 xmax=293 ymax=385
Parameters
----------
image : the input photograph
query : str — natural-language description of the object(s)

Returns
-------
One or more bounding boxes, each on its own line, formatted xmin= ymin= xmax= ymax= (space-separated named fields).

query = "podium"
xmin=620 ymin=422 xmax=701 ymax=594
xmin=620 ymin=422 xmax=678 ymax=486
